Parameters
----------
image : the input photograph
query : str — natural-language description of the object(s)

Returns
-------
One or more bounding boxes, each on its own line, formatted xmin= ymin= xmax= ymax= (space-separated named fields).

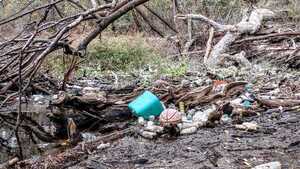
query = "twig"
xmin=235 ymin=32 xmax=300 ymax=44
xmin=135 ymin=7 xmax=164 ymax=37
xmin=143 ymin=5 xmax=178 ymax=33
xmin=0 ymin=0 xmax=64 ymax=25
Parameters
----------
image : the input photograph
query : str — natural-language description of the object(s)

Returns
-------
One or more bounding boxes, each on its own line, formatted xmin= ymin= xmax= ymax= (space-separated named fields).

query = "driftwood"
xmin=46 ymin=80 xmax=248 ymax=139
xmin=204 ymin=27 xmax=215 ymax=63
xmin=177 ymin=8 xmax=275 ymax=67
xmin=175 ymin=8 xmax=300 ymax=68
xmin=258 ymin=98 xmax=300 ymax=108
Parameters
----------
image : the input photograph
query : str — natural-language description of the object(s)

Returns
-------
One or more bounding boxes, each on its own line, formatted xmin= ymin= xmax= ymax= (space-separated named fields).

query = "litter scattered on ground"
xmin=4 ymin=64 xmax=300 ymax=168
xmin=124 ymin=73 xmax=300 ymax=140
xmin=235 ymin=122 xmax=259 ymax=131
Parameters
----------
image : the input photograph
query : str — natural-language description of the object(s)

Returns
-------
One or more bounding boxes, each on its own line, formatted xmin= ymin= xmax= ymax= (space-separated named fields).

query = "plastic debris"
xmin=220 ymin=114 xmax=232 ymax=124
xmin=128 ymin=91 xmax=164 ymax=120
xmin=97 ymin=143 xmax=111 ymax=150
xmin=242 ymin=100 xmax=252 ymax=108
xmin=235 ymin=122 xmax=259 ymax=131
xmin=137 ymin=117 xmax=146 ymax=126
xmin=230 ymin=98 xmax=243 ymax=107
xmin=179 ymin=102 xmax=185 ymax=114
xmin=149 ymin=115 xmax=155 ymax=121
xmin=144 ymin=122 xmax=164 ymax=133
xmin=212 ymin=80 xmax=228 ymax=94
xmin=159 ymin=108 xmax=182 ymax=126
xmin=32 ymin=95 xmax=47 ymax=104
xmin=177 ymin=122 xmax=201 ymax=130
xmin=193 ymin=106 xmax=216 ymax=124
xmin=180 ymin=126 xmax=197 ymax=135
xmin=81 ymin=132 xmax=97 ymax=142
xmin=252 ymin=161 xmax=282 ymax=169
xmin=139 ymin=130 xmax=157 ymax=139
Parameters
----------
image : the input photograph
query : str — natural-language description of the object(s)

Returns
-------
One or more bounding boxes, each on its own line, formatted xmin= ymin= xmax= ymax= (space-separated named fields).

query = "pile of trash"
xmin=129 ymin=80 xmax=264 ymax=139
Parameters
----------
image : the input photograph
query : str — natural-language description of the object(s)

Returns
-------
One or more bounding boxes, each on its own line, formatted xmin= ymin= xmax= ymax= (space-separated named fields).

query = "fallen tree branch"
xmin=204 ymin=27 xmax=215 ymax=63
xmin=178 ymin=8 xmax=275 ymax=67
xmin=235 ymin=32 xmax=300 ymax=44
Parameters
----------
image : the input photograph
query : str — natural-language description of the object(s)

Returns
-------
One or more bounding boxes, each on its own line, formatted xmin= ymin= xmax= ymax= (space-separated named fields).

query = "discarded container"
xmin=128 ymin=91 xmax=164 ymax=120
xmin=159 ymin=108 xmax=182 ymax=126
xmin=179 ymin=102 xmax=185 ymax=114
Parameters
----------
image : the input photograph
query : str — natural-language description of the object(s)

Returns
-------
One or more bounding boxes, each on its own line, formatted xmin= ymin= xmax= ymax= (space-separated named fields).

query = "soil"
xmin=2 ymin=62 xmax=300 ymax=169
xmin=70 ymin=109 xmax=300 ymax=169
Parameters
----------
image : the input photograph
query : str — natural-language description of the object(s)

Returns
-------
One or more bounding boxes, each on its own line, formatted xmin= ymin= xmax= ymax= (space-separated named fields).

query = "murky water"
xmin=0 ymin=96 xmax=53 ymax=163
xmin=0 ymin=94 xmax=99 ymax=163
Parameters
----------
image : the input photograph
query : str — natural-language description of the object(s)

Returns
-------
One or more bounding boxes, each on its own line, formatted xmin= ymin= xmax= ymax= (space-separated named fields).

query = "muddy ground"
xmin=2 ymin=61 xmax=300 ymax=169
xmin=70 ymin=108 xmax=299 ymax=169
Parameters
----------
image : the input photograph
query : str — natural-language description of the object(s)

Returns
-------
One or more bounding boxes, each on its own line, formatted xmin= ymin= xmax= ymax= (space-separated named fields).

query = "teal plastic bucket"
xmin=128 ymin=91 xmax=164 ymax=120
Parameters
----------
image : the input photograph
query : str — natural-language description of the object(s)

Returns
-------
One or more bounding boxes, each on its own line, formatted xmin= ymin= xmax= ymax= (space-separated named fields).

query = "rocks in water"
xmin=252 ymin=161 xmax=282 ymax=169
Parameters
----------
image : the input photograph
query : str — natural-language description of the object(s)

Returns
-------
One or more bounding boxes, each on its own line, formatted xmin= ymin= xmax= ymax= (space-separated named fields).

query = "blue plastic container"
xmin=128 ymin=91 xmax=164 ymax=120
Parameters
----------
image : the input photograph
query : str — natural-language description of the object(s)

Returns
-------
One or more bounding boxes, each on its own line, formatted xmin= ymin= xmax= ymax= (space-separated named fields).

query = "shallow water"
xmin=0 ymin=99 xmax=52 ymax=163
